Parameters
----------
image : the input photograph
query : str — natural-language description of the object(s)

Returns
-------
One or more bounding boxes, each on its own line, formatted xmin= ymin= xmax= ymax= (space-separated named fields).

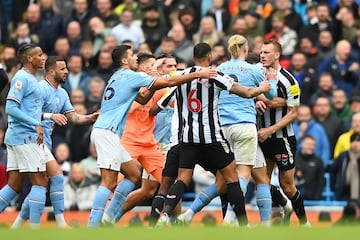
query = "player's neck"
xmin=23 ymin=64 xmax=37 ymax=75
xmin=46 ymin=77 xmax=59 ymax=88
xmin=194 ymin=61 xmax=209 ymax=68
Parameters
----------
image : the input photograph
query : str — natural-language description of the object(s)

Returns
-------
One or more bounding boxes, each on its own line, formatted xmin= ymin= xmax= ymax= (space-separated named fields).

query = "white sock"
xmin=11 ymin=215 xmax=27 ymax=229
xmin=183 ymin=209 xmax=195 ymax=222
xmin=102 ymin=212 xmax=115 ymax=224
xmin=55 ymin=214 xmax=67 ymax=228
xmin=29 ymin=222 xmax=40 ymax=229
xmin=223 ymin=204 xmax=236 ymax=224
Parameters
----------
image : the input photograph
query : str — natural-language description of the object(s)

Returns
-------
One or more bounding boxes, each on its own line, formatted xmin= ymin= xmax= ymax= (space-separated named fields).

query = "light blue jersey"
xmin=5 ymin=69 xmax=42 ymax=146
xmin=217 ymin=59 xmax=269 ymax=126
xmin=93 ymin=68 xmax=156 ymax=136
xmin=40 ymin=80 xmax=74 ymax=149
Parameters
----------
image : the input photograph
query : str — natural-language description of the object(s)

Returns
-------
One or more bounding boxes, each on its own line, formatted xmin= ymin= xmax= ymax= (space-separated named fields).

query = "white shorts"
xmin=6 ymin=143 xmax=46 ymax=172
xmin=254 ymin=144 xmax=267 ymax=169
xmin=141 ymin=169 xmax=157 ymax=181
xmin=91 ymin=128 xmax=131 ymax=171
xmin=222 ymin=123 xmax=257 ymax=166
xmin=44 ymin=145 xmax=56 ymax=163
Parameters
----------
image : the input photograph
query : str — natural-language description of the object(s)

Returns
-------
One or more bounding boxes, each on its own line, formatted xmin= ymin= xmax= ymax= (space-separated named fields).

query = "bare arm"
xmin=257 ymin=95 xmax=286 ymax=108
xmin=134 ymin=87 xmax=155 ymax=105
xmin=149 ymin=104 xmax=162 ymax=116
xmin=258 ymin=105 xmax=298 ymax=142
xmin=65 ymin=111 xmax=99 ymax=125
xmin=229 ymin=80 xmax=270 ymax=98
xmin=150 ymin=68 xmax=217 ymax=90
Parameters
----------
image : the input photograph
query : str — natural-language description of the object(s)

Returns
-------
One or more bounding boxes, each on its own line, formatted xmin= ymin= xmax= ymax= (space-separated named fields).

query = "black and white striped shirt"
xmin=176 ymin=66 xmax=234 ymax=144
xmin=259 ymin=67 xmax=300 ymax=138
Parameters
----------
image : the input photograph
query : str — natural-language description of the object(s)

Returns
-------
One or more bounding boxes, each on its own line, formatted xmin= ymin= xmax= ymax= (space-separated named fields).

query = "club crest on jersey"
xmin=55 ymin=97 xmax=60 ymax=104
xmin=13 ymin=80 xmax=23 ymax=93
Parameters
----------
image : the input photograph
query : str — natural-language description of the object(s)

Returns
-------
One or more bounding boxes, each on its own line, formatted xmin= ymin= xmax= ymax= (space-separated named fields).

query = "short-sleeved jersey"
xmin=259 ymin=67 xmax=300 ymax=138
xmin=121 ymin=88 xmax=167 ymax=147
xmin=176 ymin=66 xmax=234 ymax=144
xmin=40 ymin=79 xmax=74 ymax=149
xmin=5 ymin=69 xmax=43 ymax=146
xmin=93 ymin=68 xmax=156 ymax=136
xmin=217 ymin=59 xmax=266 ymax=126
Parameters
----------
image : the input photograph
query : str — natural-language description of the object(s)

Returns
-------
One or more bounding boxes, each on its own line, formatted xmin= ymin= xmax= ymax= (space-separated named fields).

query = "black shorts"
xmin=179 ymin=141 xmax=234 ymax=174
xmin=259 ymin=136 xmax=297 ymax=171
xmin=162 ymin=144 xmax=180 ymax=178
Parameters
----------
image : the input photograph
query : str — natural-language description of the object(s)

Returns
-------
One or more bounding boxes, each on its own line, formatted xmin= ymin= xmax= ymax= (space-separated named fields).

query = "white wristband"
xmin=43 ymin=113 xmax=53 ymax=120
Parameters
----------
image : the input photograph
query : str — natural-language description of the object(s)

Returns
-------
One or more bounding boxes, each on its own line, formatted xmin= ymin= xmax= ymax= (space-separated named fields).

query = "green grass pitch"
xmin=1 ymin=226 xmax=360 ymax=240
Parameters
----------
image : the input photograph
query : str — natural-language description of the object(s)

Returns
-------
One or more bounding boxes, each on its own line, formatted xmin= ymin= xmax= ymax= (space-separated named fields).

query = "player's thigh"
xmin=91 ymin=128 xmax=132 ymax=172
xmin=44 ymin=145 xmax=62 ymax=177
xmin=222 ymin=124 xmax=257 ymax=165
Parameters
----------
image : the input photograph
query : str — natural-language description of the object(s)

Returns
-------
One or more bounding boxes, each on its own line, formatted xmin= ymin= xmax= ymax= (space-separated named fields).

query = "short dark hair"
xmin=263 ymin=39 xmax=282 ymax=54
xmin=193 ymin=43 xmax=211 ymax=59
xmin=246 ymin=52 xmax=260 ymax=64
xmin=17 ymin=43 xmax=37 ymax=63
xmin=45 ymin=56 xmax=65 ymax=72
xmin=112 ymin=45 xmax=131 ymax=68
xmin=137 ymin=52 xmax=155 ymax=65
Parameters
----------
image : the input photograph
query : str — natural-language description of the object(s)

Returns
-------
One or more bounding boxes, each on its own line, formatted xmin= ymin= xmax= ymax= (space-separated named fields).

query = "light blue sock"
xmin=256 ymin=184 xmax=272 ymax=222
xmin=0 ymin=185 xmax=17 ymax=212
xmin=49 ymin=174 xmax=64 ymax=215
xmin=239 ymin=177 xmax=248 ymax=195
xmin=87 ymin=186 xmax=112 ymax=228
xmin=28 ymin=185 xmax=47 ymax=226
xmin=190 ymin=184 xmax=219 ymax=213
xmin=19 ymin=196 xmax=30 ymax=220
xmin=109 ymin=179 xmax=135 ymax=223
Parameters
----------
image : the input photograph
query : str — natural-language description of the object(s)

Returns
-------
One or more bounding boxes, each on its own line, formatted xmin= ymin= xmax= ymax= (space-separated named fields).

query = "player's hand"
xmin=90 ymin=111 xmax=100 ymax=122
xmin=257 ymin=128 xmax=272 ymax=142
xmin=36 ymin=124 xmax=44 ymax=145
xmin=265 ymin=67 xmax=277 ymax=81
xmin=51 ymin=113 xmax=68 ymax=126
xmin=197 ymin=67 xmax=217 ymax=79
xmin=259 ymin=81 xmax=271 ymax=93
xmin=256 ymin=100 xmax=267 ymax=114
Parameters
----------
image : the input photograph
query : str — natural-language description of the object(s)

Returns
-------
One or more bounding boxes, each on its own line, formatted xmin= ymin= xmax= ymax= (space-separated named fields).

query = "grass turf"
xmin=1 ymin=225 xmax=360 ymax=240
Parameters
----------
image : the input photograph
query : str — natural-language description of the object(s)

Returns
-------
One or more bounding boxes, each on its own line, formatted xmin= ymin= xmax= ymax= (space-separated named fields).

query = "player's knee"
xmin=50 ymin=174 xmax=64 ymax=192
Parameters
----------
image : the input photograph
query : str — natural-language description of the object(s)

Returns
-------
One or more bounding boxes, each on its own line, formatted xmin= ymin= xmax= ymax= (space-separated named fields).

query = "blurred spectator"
xmin=244 ymin=11 xmax=264 ymax=39
xmin=205 ymin=0 xmax=231 ymax=33
xmin=80 ymin=40 xmax=96 ymax=70
xmin=55 ymin=0 xmax=74 ymax=21
xmin=265 ymin=0 xmax=303 ymax=34
xmin=88 ymin=49 xmax=114 ymax=83
xmin=160 ymin=0 xmax=195 ymax=29
xmin=111 ymin=9 xmax=145 ymax=51
xmin=331 ymin=89 xmax=352 ymax=127
xmin=334 ymin=5 xmax=359 ymax=41
xmin=7 ymin=21 xmax=39 ymax=51
xmin=70 ymin=88 xmax=86 ymax=105
xmin=313 ymin=96 xmax=346 ymax=160
xmin=0 ymin=127 xmax=7 ymax=169
xmin=66 ymin=103 xmax=92 ymax=162
xmin=88 ymin=16 xmax=111 ymax=55
xmin=331 ymin=132 xmax=360 ymax=201
xmin=310 ymin=72 xmax=335 ymax=107
xmin=168 ymin=22 xmax=194 ymax=64
xmin=154 ymin=36 xmax=176 ymax=57
xmin=54 ymin=143 xmax=72 ymax=183
xmin=37 ymin=0 xmax=64 ymax=55
xmin=334 ymin=199 xmax=360 ymax=224
xmin=299 ymin=3 xmax=335 ymax=45
xmin=318 ymin=40 xmax=360 ymax=97
xmin=316 ymin=29 xmax=336 ymax=61
xmin=64 ymin=163 xmax=97 ymax=211
xmin=0 ymin=163 xmax=6 ymax=189
xmin=334 ymin=112 xmax=360 ymax=159
xmin=95 ymin=0 xmax=119 ymax=28
xmin=80 ymin=144 xmax=100 ymax=184
xmin=288 ymin=51 xmax=318 ymax=106
xmin=137 ymin=42 xmax=152 ymax=53
xmin=295 ymin=135 xmax=325 ymax=200
xmin=265 ymin=11 xmax=298 ymax=58
xmin=350 ymin=22 xmax=360 ymax=63
xmin=293 ymin=105 xmax=331 ymax=167
xmin=297 ymin=36 xmax=322 ymax=71
xmin=193 ymin=16 xmax=224 ymax=47
xmin=85 ymin=76 xmax=104 ymax=114
xmin=211 ymin=41 xmax=229 ymax=67
xmin=141 ymin=4 xmax=168 ymax=53
xmin=332 ymin=0 xmax=359 ymax=21
xmin=66 ymin=21 xmax=83 ymax=55
xmin=228 ymin=16 xmax=248 ymax=36
xmin=54 ymin=37 xmax=71 ymax=60
xmin=65 ymin=0 xmax=94 ymax=39
xmin=0 ymin=45 xmax=16 ymax=70
xmin=62 ymin=54 xmax=91 ymax=97
xmin=114 ymin=0 xmax=138 ymax=17
xmin=178 ymin=7 xmax=198 ymax=41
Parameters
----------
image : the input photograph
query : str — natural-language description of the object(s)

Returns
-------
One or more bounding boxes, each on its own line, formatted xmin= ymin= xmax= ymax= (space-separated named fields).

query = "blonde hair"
xmin=228 ymin=34 xmax=247 ymax=58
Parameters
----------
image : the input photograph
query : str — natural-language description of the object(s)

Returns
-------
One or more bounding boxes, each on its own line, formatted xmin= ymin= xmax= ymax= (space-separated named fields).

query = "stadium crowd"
xmin=1 ymin=0 xmax=360 ymax=226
